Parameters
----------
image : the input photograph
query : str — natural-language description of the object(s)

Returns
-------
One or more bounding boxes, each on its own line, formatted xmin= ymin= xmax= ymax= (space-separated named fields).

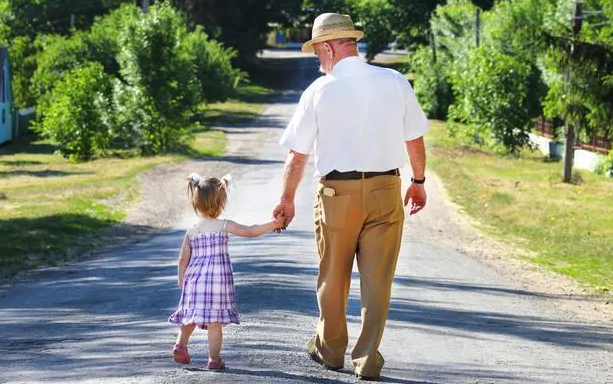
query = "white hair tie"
xmin=220 ymin=174 xmax=232 ymax=188
xmin=188 ymin=172 xmax=201 ymax=186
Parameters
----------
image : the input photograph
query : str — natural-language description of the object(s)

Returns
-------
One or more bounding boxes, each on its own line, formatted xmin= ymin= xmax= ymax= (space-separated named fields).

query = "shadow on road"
xmin=232 ymin=230 xmax=613 ymax=351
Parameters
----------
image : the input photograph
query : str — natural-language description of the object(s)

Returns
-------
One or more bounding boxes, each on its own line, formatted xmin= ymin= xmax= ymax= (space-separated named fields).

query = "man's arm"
xmin=406 ymin=136 xmax=426 ymax=179
xmin=404 ymin=136 xmax=427 ymax=215
xmin=273 ymin=150 xmax=309 ymax=228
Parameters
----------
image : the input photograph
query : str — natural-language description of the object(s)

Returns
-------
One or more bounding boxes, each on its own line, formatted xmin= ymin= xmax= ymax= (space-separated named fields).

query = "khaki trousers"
xmin=312 ymin=175 xmax=404 ymax=377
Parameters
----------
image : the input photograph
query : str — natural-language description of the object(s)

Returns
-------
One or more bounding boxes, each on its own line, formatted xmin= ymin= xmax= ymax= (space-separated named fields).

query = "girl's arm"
xmin=177 ymin=234 xmax=191 ymax=287
xmin=225 ymin=217 xmax=284 ymax=238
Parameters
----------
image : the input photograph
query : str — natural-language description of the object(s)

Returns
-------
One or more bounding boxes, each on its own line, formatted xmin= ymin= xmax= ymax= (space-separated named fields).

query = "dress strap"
xmin=221 ymin=219 xmax=228 ymax=232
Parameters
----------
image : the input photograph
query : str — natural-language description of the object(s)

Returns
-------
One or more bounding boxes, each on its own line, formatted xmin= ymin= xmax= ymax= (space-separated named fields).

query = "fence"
xmin=535 ymin=115 xmax=612 ymax=154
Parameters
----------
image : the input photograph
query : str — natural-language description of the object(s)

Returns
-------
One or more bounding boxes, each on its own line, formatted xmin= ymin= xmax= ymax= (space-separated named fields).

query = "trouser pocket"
xmin=318 ymin=194 xmax=352 ymax=229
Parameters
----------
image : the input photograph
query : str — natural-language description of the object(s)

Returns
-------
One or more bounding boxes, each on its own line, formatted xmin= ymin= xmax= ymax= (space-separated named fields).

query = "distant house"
xmin=0 ymin=47 xmax=13 ymax=145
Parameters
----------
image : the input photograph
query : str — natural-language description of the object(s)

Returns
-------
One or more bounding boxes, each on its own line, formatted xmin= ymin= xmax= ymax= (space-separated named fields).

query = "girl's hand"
xmin=178 ymin=277 xmax=183 ymax=288
xmin=273 ymin=214 xmax=286 ymax=232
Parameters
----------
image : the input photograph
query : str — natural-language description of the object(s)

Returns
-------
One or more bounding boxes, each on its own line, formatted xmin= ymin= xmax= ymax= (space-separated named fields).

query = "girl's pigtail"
xmin=187 ymin=172 xmax=201 ymax=203
xmin=220 ymin=174 xmax=232 ymax=190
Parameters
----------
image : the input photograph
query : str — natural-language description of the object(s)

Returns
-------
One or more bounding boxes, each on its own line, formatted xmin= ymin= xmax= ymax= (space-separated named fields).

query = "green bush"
xmin=86 ymin=4 xmax=142 ymax=76
xmin=411 ymin=46 xmax=453 ymax=120
xmin=595 ymin=149 xmax=613 ymax=176
xmin=23 ymin=2 xmax=239 ymax=158
xmin=31 ymin=34 xmax=91 ymax=115
xmin=182 ymin=26 xmax=241 ymax=104
xmin=35 ymin=62 xmax=114 ymax=161
xmin=448 ymin=47 xmax=535 ymax=154
xmin=115 ymin=3 xmax=201 ymax=154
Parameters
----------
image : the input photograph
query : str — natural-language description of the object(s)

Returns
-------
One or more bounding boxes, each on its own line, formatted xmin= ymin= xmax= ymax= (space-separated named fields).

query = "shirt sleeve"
xmin=279 ymin=86 xmax=317 ymax=155
xmin=403 ymin=79 xmax=430 ymax=141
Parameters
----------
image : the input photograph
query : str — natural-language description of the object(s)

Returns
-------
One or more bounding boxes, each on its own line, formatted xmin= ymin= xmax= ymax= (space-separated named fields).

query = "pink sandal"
xmin=207 ymin=358 xmax=226 ymax=370
xmin=172 ymin=344 xmax=190 ymax=364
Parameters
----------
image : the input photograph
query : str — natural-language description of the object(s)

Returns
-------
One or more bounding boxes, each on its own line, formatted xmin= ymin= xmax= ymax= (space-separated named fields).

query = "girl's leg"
xmin=176 ymin=324 xmax=196 ymax=347
xmin=207 ymin=322 xmax=223 ymax=362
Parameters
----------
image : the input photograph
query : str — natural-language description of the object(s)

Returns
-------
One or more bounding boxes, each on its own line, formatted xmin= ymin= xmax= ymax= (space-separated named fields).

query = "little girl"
xmin=168 ymin=173 xmax=284 ymax=370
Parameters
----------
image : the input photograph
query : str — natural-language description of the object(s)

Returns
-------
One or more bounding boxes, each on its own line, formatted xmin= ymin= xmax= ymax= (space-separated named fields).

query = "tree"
xmin=352 ymin=0 xmax=394 ymax=60
xmin=387 ymin=0 xmax=445 ymax=49
xmin=9 ymin=0 xmax=132 ymax=37
xmin=169 ymin=0 xmax=303 ymax=65
xmin=0 ymin=0 xmax=12 ymax=45
xmin=540 ymin=0 xmax=613 ymax=180
xmin=448 ymin=47 xmax=536 ymax=154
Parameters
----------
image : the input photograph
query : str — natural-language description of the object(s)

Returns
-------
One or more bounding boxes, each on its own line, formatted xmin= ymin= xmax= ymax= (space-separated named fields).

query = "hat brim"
xmin=301 ymin=30 xmax=364 ymax=54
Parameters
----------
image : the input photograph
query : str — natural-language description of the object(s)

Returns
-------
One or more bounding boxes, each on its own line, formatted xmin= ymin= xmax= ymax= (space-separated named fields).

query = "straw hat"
xmin=301 ymin=13 xmax=364 ymax=54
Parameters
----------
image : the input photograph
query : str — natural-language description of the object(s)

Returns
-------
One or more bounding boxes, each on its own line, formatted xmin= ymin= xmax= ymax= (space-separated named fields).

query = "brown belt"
xmin=321 ymin=169 xmax=399 ymax=181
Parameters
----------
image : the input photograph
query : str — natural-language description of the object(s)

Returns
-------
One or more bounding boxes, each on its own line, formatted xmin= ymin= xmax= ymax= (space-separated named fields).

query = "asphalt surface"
xmin=1 ymin=49 xmax=612 ymax=384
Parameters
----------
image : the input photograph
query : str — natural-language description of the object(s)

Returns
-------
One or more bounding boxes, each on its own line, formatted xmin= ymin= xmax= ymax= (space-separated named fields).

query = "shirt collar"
xmin=331 ymin=56 xmax=365 ymax=77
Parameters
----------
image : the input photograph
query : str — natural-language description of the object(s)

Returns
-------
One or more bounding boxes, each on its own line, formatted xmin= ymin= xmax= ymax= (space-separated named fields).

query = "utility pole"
xmin=475 ymin=8 xmax=481 ymax=47
xmin=141 ymin=0 xmax=150 ymax=14
xmin=563 ymin=2 xmax=582 ymax=183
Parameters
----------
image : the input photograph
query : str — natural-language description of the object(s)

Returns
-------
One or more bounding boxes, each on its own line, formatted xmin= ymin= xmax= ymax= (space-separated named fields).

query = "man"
xmin=273 ymin=13 xmax=429 ymax=380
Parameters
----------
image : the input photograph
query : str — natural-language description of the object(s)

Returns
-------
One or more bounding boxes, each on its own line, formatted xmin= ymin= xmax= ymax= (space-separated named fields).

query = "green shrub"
xmin=113 ymin=3 xmax=239 ymax=154
xmin=25 ymin=2 xmax=239 ymax=158
xmin=35 ymin=62 xmax=114 ymax=161
xmin=31 ymin=34 xmax=91 ymax=115
xmin=115 ymin=3 xmax=201 ymax=154
xmin=182 ymin=26 xmax=241 ymax=104
xmin=448 ymin=47 xmax=535 ymax=154
xmin=595 ymin=149 xmax=613 ymax=176
xmin=411 ymin=46 xmax=453 ymax=120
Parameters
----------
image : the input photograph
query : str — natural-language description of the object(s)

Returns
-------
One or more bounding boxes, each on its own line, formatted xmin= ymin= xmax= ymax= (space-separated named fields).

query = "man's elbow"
xmin=290 ymin=150 xmax=309 ymax=163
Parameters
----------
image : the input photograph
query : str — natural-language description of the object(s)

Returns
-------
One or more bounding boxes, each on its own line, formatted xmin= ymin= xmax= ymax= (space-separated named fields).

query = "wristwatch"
xmin=411 ymin=177 xmax=426 ymax=184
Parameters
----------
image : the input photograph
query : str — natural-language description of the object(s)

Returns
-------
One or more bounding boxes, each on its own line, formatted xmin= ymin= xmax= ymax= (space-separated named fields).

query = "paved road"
xmin=1 ymin=50 xmax=612 ymax=384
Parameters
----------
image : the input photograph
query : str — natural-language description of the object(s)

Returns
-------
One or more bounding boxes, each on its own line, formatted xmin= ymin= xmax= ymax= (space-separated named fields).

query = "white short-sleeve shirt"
xmin=279 ymin=56 xmax=429 ymax=178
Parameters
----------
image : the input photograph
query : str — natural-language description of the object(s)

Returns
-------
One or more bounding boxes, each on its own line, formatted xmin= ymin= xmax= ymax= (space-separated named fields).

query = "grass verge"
xmin=427 ymin=121 xmax=613 ymax=293
xmin=0 ymin=83 xmax=273 ymax=278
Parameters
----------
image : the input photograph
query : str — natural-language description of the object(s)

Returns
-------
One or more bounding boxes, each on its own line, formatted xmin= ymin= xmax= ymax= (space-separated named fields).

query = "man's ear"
xmin=325 ymin=42 xmax=334 ymax=56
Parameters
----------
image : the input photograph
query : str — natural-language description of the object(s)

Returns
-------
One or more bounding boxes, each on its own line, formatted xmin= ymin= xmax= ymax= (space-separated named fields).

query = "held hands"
xmin=273 ymin=199 xmax=295 ymax=231
xmin=273 ymin=214 xmax=286 ymax=233
xmin=404 ymin=183 xmax=427 ymax=215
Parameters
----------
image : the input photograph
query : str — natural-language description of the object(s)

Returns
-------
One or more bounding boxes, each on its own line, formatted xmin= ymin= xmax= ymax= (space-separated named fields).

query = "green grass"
xmin=0 ymin=83 xmax=273 ymax=278
xmin=427 ymin=121 xmax=613 ymax=292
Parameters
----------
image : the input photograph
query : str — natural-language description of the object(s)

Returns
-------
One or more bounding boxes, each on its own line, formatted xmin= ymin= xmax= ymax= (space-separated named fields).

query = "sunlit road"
xmin=1 ymin=49 xmax=611 ymax=384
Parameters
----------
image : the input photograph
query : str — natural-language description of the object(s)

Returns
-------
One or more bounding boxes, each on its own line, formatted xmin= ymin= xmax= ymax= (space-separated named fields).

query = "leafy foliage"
xmin=0 ymin=0 xmax=12 ymax=45
xmin=352 ymin=0 xmax=394 ymax=61
xmin=28 ymin=3 xmax=240 ymax=160
xmin=9 ymin=35 xmax=37 ymax=109
xmin=170 ymin=0 xmax=303 ymax=65
xmin=448 ymin=47 xmax=536 ymax=154
xmin=182 ymin=26 xmax=241 ymax=103
xmin=410 ymin=46 xmax=452 ymax=120
xmin=35 ymin=62 xmax=113 ymax=161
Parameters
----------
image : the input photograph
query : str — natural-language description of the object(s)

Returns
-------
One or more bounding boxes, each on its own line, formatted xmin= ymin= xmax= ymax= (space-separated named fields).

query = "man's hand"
xmin=273 ymin=199 xmax=295 ymax=230
xmin=272 ymin=214 xmax=286 ymax=233
xmin=404 ymin=183 xmax=427 ymax=215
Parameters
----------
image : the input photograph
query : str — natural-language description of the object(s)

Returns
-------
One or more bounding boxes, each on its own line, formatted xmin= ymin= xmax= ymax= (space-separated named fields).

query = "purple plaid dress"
xmin=168 ymin=230 xmax=240 ymax=328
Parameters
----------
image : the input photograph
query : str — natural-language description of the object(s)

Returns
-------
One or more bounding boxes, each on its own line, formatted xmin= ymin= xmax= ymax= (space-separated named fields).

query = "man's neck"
xmin=332 ymin=52 xmax=359 ymax=69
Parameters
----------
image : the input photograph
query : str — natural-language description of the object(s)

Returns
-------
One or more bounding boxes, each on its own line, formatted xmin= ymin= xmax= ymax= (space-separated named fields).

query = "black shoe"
xmin=306 ymin=336 xmax=343 ymax=371
xmin=355 ymin=372 xmax=380 ymax=381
